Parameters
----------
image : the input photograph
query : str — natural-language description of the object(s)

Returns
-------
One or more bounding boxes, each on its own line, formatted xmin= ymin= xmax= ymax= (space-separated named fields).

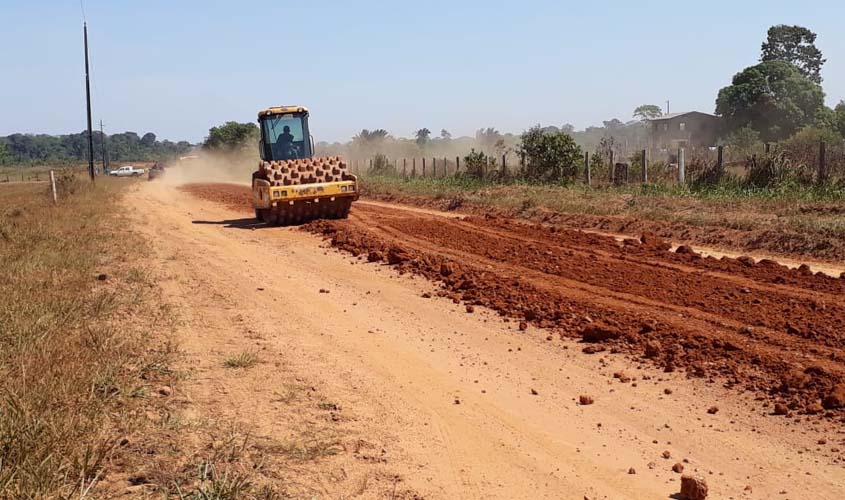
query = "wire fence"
xmin=353 ymin=141 xmax=845 ymax=189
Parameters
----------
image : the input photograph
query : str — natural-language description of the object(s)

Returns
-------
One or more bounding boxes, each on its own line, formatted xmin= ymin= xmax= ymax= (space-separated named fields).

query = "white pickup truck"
xmin=108 ymin=165 xmax=146 ymax=177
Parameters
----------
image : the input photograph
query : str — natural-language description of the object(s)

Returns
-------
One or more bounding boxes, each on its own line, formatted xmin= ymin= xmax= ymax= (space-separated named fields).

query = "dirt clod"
xmin=672 ymin=462 xmax=685 ymax=473
xmin=580 ymin=324 xmax=622 ymax=343
xmin=579 ymin=395 xmax=594 ymax=405
xmin=707 ymin=406 xmax=719 ymax=414
xmin=822 ymin=384 xmax=845 ymax=409
xmin=679 ymin=473 xmax=708 ymax=500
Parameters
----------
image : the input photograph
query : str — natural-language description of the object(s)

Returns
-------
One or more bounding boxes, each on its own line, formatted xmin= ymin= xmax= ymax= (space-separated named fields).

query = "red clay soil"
xmin=367 ymin=191 xmax=845 ymax=263
xmin=182 ymin=183 xmax=845 ymax=421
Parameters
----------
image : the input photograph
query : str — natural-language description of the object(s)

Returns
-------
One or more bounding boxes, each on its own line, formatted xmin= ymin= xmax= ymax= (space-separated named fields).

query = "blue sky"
xmin=1 ymin=0 xmax=843 ymax=142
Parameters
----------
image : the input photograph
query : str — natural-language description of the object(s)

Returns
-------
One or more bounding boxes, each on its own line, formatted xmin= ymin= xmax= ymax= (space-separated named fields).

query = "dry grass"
xmin=361 ymin=175 xmax=845 ymax=257
xmin=224 ymin=350 xmax=260 ymax=369
xmin=0 ymin=176 xmax=176 ymax=498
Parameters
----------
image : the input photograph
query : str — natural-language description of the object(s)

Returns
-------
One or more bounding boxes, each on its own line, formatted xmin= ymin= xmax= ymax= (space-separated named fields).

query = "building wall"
xmin=650 ymin=113 xmax=721 ymax=152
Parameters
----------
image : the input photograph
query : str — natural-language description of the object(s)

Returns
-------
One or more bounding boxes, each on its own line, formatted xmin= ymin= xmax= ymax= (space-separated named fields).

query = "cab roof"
xmin=258 ymin=105 xmax=309 ymax=119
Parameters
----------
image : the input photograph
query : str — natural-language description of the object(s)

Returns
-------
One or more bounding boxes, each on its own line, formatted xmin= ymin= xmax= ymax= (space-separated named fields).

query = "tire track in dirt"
xmin=181 ymin=183 xmax=845 ymax=422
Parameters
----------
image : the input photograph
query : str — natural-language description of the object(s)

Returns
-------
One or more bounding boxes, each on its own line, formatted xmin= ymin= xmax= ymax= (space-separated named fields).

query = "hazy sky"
xmin=1 ymin=0 xmax=843 ymax=143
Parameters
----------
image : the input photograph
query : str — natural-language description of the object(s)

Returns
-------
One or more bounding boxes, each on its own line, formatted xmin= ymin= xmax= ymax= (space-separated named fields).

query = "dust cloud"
xmin=161 ymin=152 xmax=257 ymax=187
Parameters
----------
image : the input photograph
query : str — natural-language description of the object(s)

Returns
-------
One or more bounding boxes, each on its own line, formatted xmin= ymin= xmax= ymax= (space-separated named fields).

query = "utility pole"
xmin=665 ymin=100 xmax=670 ymax=115
xmin=99 ymin=120 xmax=107 ymax=173
xmin=84 ymin=22 xmax=95 ymax=181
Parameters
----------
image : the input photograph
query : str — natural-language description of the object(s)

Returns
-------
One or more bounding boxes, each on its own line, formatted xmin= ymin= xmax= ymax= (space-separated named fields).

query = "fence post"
xmin=765 ymin=142 xmax=771 ymax=155
xmin=678 ymin=148 xmax=686 ymax=185
xmin=456 ymin=156 xmax=460 ymax=174
xmin=412 ymin=158 xmax=416 ymax=177
xmin=819 ymin=140 xmax=827 ymax=184
xmin=444 ymin=157 xmax=447 ymax=177
xmin=422 ymin=157 xmax=426 ymax=177
xmin=609 ymin=150 xmax=614 ymax=183
xmin=432 ymin=157 xmax=436 ymax=177
xmin=49 ymin=170 xmax=57 ymax=204
xmin=502 ymin=153 xmax=507 ymax=178
xmin=641 ymin=149 xmax=647 ymax=183
xmin=585 ymin=151 xmax=591 ymax=186
xmin=403 ymin=158 xmax=407 ymax=178
xmin=717 ymin=145 xmax=724 ymax=176
xmin=369 ymin=158 xmax=373 ymax=171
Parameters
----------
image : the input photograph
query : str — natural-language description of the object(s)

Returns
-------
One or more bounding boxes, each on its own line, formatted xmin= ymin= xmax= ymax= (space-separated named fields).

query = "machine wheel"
xmin=330 ymin=199 xmax=353 ymax=219
xmin=255 ymin=208 xmax=266 ymax=222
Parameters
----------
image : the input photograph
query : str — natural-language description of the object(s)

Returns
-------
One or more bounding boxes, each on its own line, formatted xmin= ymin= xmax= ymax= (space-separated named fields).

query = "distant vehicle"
xmin=148 ymin=162 xmax=166 ymax=181
xmin=108 ymin=165 xmax=145 ymax=177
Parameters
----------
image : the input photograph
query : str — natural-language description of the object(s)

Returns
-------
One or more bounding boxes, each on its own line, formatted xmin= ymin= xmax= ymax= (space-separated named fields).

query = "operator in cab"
xmin=274 ymin=126 xmax=297 ymax=159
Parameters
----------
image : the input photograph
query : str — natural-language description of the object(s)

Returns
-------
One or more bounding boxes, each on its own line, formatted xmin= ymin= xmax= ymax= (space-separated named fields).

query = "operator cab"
xmin=258 ymin=106 xmax=313 ymax=161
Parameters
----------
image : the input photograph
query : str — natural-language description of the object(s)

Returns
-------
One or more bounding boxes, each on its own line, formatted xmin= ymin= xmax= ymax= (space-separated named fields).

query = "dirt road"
xmin=130 ymin=182 xmax=845 ymax=499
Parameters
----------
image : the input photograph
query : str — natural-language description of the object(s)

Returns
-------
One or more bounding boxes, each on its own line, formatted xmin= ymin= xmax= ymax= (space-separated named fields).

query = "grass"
xmin=360 ymin=174 xmax=845 ymax=242
xmin=0 ymin=176 xmax=176 ymax=498
xmin=224 ymin=350 xmax=260 ymax=369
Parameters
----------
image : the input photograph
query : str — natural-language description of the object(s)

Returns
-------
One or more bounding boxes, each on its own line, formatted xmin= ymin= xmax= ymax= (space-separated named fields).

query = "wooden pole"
xmin=422 ymin=157 xmax=426 ymax=177
xmin=609 ymin=150 xmax=614 ymax=183
xmin=50 ymin=170 xmax=57 ymax=204
xmin=432 ymin=157 xmax=436 ymax=177
xmin=403 ymin=158 xmax=407 ymax=178
xmin=819 ymin=140 xmax=827 ymax=184
xmin=585 ymin=152 xmax=591 ymax=186
xmin=717 ymin=145 xmax=724 ymax=176
xmin=84 ymin=23 xmax=95 ymax=181
xmin=456 ymin=156 xmax=460 ymax=174
xmin=502 ymin=153 xmax=507 ymax=179
xmin=678 ymin=148 xmax=686 ymax=185
xmin=641 ymin=149 xmax=647 ymax=183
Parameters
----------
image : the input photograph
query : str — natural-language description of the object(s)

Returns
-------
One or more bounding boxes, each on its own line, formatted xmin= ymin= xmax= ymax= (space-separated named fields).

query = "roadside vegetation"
xmin=0 ymin=178 xmax=177 ymax=498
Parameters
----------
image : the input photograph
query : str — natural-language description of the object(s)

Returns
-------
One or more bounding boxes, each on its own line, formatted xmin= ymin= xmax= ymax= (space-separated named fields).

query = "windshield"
xmin=261 ymin=113 xmax=310 ymax=160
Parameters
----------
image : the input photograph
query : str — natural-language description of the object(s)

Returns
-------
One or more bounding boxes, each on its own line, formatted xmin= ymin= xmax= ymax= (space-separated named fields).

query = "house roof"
xmin=649 ymin=111 xmax=717 ymax=121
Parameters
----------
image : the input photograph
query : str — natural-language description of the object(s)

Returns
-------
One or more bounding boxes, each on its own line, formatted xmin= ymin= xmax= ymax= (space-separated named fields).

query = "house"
xmin=649 ymin=112 xmax=722 ymax=152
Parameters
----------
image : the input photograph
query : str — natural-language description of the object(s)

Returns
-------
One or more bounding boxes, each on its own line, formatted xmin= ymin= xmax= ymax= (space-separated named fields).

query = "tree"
xmin=440 ymin=129 xmax=452 ymax=140
xmin=518 ymin=126 xmax=583 ymax=182
xmin=633 ymin=105 xmax=663 ymax=121
xmin=602 ymin=119 xmax=625 ymax=131
xmin=475 ymin=127 xmax=502 ymax=151
xmin=203 ymin=122 xmax=259 ymax=152
xmin=141 ymin=132 xmax=157 ymax=147
xmin=353 ymin=129 xmax=389 ymax=144
xmin=719 ymin=126 xmax=761 ymax=158
xmin=0 ymin=141 xmax=10 ymax=164
xmin=415 ymin=128 xmax=431 ymax=147
xmin=761 ymin=25 xmax=826 ymax=84
xmin=715 ymin=60 xmax=826 ymax=141
xmin=833 ymin=101 xmax=845 ymax=137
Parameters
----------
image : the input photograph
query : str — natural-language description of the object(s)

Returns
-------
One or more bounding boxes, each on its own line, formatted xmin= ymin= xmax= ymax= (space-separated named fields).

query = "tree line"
xmin=0 ymin=131 xmax=193 ymax=165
